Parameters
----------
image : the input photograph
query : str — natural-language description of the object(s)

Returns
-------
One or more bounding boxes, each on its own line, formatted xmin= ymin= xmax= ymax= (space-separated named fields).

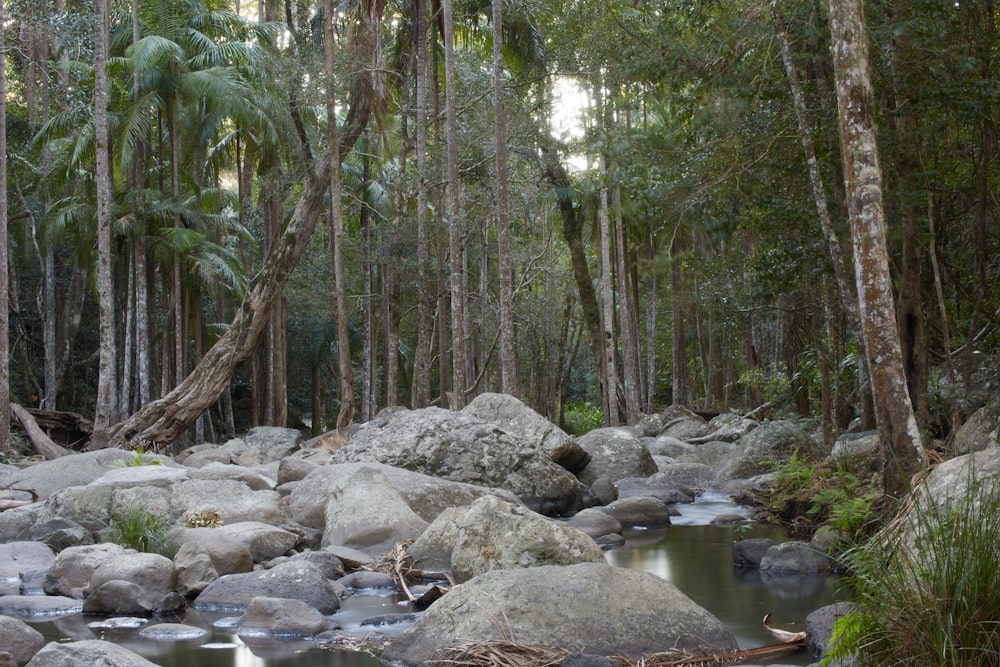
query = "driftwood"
xmin=0 ymin=488 xmax=39 ymax=512
xmin=364 ymin=540 xmax=452 ymax=608
xmin=10 ymin=404 xmax=70 ymax=460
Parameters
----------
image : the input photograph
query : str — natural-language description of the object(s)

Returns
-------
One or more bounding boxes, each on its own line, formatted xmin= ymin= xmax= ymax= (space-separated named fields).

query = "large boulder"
xmin=450 ymin=495 xmax=605 ymax=583
xmin=0 ymin=450 xmax=174 ymax=501
xmin=952 ymin=402 xmax=1000 ymax=455
xmin=462 ymin=393 xmax=590 ymax=473
xmin=82 ymin=552 xmax=179 ymax=615
xmin=0 ymin=542 xmax=54 ymax=583
xmin=0 ymin=615 xmax=44 ymax=666
xmin=237 ymin=596 xmax=338 ymax=638
xmin=43 ymin=543 xmax=127 ymax=598
xmin=319 ymin=465 xmax=431 ymax=554
xmin=713 ymin=420 xmax=823 ymax=481
xmin=41 ymin=466 xmax=288 ymax=533
xmin=168 ymin=522 xmax=297 ymax=563
xmin=575 ymin=428 xmax=657 ymax=487
xmin=288 ymin=463 xmax=520 ymax=552
xmin=382 ymin=562 xmax=737 ymax=664
xmin=332 ymin=407 xmax=586 ymax=514
xmin=24 ymin=640 xmax=159 ymax=667
xmin=192 ymin=561 xmax=341 ymax=614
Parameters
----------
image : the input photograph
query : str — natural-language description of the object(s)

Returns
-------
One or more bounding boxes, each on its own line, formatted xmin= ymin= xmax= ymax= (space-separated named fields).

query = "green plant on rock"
xmin=825 ymin=476 xmax=1000 ymax=666
xmin=109 ymin=502 xmax=173 ymax=556
xmin=116 ymin=448 xmax=163 ymax=468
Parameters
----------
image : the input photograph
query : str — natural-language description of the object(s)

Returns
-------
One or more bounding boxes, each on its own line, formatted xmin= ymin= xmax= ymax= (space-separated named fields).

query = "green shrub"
xmin=562 ymin=400 xmax=604 ymax=436
xmin=825 ymin=476 xmax=1000 ymax=666
xmin=109 ymin=503 xmax=173 ymax=556
xmin=116 ymin=448 xmax=163 ymax=468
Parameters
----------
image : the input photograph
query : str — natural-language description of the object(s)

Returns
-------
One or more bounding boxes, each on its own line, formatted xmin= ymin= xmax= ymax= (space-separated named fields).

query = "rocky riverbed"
xmin=3 ymin=393 xmax=996 ymax=666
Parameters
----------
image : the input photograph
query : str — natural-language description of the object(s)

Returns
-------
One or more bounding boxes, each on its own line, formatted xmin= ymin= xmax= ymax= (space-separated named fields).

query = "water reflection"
xmin=604 ymin=495 xmax=844 ymax=666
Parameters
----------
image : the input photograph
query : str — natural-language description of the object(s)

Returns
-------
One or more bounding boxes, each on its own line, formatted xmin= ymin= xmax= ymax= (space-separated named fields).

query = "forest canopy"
xmin=0 ymin=0 xmax=997 ymax=457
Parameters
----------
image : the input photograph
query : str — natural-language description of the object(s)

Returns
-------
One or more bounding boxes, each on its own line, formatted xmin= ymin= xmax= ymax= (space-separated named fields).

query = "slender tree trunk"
xmin=670 ymin=234 xmax=690 ymax=407
xmin=412 ymin=0 xmax=432 ymax=408
xmin=440 ymin=0 xmax=469 ymax=407
xmin=543 ymin=150 xmax=605 ymax=402
xmin=326 ymin=0 xmax=355 ymax=430
xmin=829 ymin=0 xmax=923 ymax=499
xmin=93 ymin=0 xmax=117 ymax=434
xmin=491 ymin=0 xmax=517 ymax=397
xmin=0 ymin=0 xmax=9 ymax=453
xmin=614 ymin=185 xmax=640 ymax=421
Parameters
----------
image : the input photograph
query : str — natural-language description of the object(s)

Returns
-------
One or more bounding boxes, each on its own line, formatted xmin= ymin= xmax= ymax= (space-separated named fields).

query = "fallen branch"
xmin=0 ymin=488 xmax=39 ymax=512
xmin=11 ymin=403 xmax=69 ymax=460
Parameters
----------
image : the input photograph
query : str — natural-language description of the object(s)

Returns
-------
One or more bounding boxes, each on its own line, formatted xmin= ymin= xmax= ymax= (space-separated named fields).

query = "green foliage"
xmin=562 ymin=400 xmax=604 ymax=436
xmin=825 ymin=477 xmax=1000 ymax=666
xmin=769 ymin=453 xmax=878 ymax=540
xmin=115 ymin=449 xmax=164 ymax=468
xmin=109 ymin=503 xmax=173 ymax=556
xmin=738 ymin=367 xmax=791 ymax=406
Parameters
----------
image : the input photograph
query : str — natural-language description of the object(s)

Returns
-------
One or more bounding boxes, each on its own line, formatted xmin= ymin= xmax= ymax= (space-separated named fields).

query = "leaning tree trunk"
xmin=101 ymin=29 xmax=380 ymax=449
xmin=828 ymin=0 xmax=923 ymax=500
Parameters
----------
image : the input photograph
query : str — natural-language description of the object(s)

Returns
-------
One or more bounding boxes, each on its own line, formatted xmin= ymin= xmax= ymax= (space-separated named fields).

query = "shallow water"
xmin=23 ymin=494 xmax=843 ymax=666
xmin=605 ymin=492 xmax=844 ymax=665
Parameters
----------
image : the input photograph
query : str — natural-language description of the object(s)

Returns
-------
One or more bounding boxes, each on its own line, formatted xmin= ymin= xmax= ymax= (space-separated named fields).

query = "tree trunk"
xmin=828 ymin=0 xmax=923 ymax=499
xmin=411 ymin=0 xmax=432 ymax=408
xmin=0 ymin=0 xmax=9 ymax=454
xmin=614 ymin=184 xmax=640 ymax=422
xmin=93 ymin=0 xmax=117 ymax=435
xmin=542 ymin=149 xmax=605 ymax=409
xmin=492 ymin=0 xmax=517 ymax=398
xmin=101 ymin=11 xmax=380 ymax=448
xmin=670 ymin=234 xmax=690 ymax=407
xmin=326 ymin=0 xmax=354 ymax=431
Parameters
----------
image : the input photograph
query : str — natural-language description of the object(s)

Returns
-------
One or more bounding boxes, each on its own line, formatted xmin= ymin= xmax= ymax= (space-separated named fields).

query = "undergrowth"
xmin=824 ymin=473 xmax=1000 ymax=666
xmin=109 ymin=502 xmax=173 ymax=557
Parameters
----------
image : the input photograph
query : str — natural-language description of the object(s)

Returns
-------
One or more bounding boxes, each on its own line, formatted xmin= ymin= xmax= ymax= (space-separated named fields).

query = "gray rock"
xmin=338 ymin=571 xmax=394 ymax=591
xmin=319 ymin=465 xmax=430 ymax=554
xmin=237 ymin=596 xmax=337 ymax=637
xmin=277 ymin=456 xmax=321 ymax=485
xmin=266 ymin=551 xmax=344 ymax=580
xmin=289 ymin=461 xmax=520 ymax=533
xmin=382 ymin=562 xmax=736 ymax=664
xmin=654 ymin=462 xmax=715 ymax=492
xmin=575 ymin=427 xmax=657 ymax=487
xmin=615 ymin=474 xmax=694 ymax=504
xmin=24 ymin=639 xmax=160 ymax=666
xmin=138 ymin=622 xmax=210 ymax=640
xmin=462 ymin=393 xmax=590 ymax=474
xmin=829 ymin=431 xmax=878 ymax=461
xmin=660 ymin=409 xmax=713 ymax=441
xmin=689 ymin=417 xmax=759 ymax=444
xmin=0 ymin=450 xmax=159 ymax=501
xmin=644 ymin=435 xmax=694 ymax=459
xmin=759 ymin=541 xmax=829 ymax=573
xmin=565 ymin=508 xmax=622 ymax=539
xmin=168 ymin=478 xmax=288 ymax=526
xmin=333 ymin=407 xmax=585 ymax=515
xmin=0 ymin=542 xmax=55 ymax=582
xmin=28 ymin=518 xmax=94 ymax=553
xmin=0 ymin=506 xmax=43 ymax=544
xmin=0 ymin=615 xmax=44 ymax=666
xmin=238 ymin=427 xmax=304 ymax=465
xmin=43 ymin=543 xmax=127 ymax=598
xmin=84 ymin=552 xmax=178 ymax=615
xmin=953 ymin=402 xmax=1000 ymax=454
xmin=406 ymin=506 xmax=466 ymax=573
xmin=732 ymin=538 xmax=778 ymax=569
xmin=806 ymin=602 xmax=855 ymax=663
xmin=173 ymin=542 xmax=219 ymax=596
xmin=682 ymin=441 xmax=739 ymax=468
xmin=450 ymin=496 xmax=605 ymax=583
xmin=598 ymin=496 xmax=672 ymax=527
xmin=168 ymin=522 xmax=296 ymax=563
xmin=0 ymin=595 xmax=83 ymax=618
xmin=192 ymin=561 xmax=341 ymax=614
xmin=187 ymin=463 xmax=275 ymax=491
xmin=713 ymin=420 xmax=824 ymax=481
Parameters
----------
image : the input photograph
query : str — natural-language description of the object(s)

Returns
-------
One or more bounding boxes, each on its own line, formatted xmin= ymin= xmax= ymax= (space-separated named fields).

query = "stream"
xmin=23 ymin=493 xmax=844 ymax=666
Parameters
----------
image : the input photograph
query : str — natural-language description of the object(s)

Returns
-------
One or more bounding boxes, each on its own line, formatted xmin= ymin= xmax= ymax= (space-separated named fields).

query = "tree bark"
xmin=93 ymin=0 xmax=117 ymax=434
xmin=492 ymin=0 xmax=517 ymax=398
xmin=411 ymin=0 xmax=432 ymax=408
xmin=101 ymin=12 xmax=380 ymax=448
xmin=828 ymin=0 xmax=923 ymax=499
xmin=0 ymin=0 xmax=9 ymax=455
xmin=326 ymin=0 xmax=354 ymax=431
